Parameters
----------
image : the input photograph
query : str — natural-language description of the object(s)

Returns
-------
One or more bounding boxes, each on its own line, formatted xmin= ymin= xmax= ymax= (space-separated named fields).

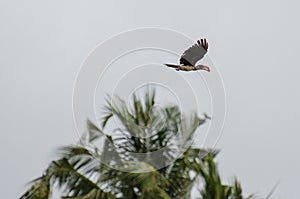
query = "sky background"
xmin=1 ymin=0 xmax=300 ymax=198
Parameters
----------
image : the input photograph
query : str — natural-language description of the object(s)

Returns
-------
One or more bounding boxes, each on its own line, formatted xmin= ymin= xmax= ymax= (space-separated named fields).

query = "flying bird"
xmin=165 ymin=38 xmax=210 ymax=72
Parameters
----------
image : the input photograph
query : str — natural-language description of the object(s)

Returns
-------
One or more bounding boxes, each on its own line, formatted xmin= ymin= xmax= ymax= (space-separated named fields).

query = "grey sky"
xmin=0 ymin=0 xmax=299 ymax=198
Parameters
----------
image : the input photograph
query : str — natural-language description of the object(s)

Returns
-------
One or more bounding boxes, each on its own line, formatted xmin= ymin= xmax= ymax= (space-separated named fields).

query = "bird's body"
xmin=165 ymin=64 xmax=197 ymax=71
xmin=165 ymin=38 xmax=210 ymax=72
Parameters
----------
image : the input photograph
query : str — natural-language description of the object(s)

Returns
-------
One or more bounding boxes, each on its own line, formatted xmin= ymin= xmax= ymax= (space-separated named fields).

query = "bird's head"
xmin=196 ymin=65 xmax=210 ymax=72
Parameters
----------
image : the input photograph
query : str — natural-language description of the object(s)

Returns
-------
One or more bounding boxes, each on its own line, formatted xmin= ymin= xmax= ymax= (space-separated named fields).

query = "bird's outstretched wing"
xmin=180 ymin=38 xmax=209 ymax=66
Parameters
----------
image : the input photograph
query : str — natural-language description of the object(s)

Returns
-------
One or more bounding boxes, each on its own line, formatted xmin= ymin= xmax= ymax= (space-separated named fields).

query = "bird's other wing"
xmin=180 ymin=38 xmax=209 ymax=66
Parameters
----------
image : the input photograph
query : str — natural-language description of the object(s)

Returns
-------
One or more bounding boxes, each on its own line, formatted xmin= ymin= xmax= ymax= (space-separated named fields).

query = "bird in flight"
xmin=165 ymin=38 xmax=210 ymax=72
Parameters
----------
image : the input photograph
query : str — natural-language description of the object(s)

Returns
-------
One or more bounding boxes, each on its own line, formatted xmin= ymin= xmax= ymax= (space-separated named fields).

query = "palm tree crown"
xmin=20 ymin=89 xmax=252 ymax=199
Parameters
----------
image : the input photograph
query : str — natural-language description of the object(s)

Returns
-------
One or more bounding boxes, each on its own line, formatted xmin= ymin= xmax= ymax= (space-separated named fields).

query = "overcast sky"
xmin=0 ymin=1 xmax=299 ymax=198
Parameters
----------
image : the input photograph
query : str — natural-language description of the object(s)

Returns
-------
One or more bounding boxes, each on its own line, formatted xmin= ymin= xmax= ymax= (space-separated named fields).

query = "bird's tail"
xmin=165 ymin=63 xmax=180 ymax=68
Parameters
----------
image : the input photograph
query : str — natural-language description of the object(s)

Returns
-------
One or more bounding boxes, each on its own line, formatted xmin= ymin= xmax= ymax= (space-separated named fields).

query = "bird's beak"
xmin=203 ymin=66 xmax=210 ymax=72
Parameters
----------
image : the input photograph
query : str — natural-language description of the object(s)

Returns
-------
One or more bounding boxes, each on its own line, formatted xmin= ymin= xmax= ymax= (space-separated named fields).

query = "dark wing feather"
xmin=180 ymin=38 xmax=209 ymax=66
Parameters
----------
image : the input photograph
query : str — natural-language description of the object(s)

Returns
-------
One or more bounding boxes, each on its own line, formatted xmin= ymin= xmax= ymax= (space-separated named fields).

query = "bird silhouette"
xmin=165 ymin=38 xmax=210 ymax=72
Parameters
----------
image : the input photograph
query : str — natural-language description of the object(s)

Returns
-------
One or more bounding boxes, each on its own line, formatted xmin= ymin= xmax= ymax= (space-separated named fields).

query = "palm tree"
xmin=197 ymin=154 xmax=254 ymax=199
xmin=20 ymin=89 xmax=253 ymax=199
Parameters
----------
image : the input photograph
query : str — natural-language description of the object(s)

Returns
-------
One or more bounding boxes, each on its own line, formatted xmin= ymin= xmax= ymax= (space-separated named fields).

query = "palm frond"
xmin=48 ymin=158 xmax=101 ymax=196
xmin=62 ymin=189 xmax=116 ymax=199
xmin=86 ymin=119 xmax=108 ymax=142
xmin=20 ymin=176 xmax=50 ymax=199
